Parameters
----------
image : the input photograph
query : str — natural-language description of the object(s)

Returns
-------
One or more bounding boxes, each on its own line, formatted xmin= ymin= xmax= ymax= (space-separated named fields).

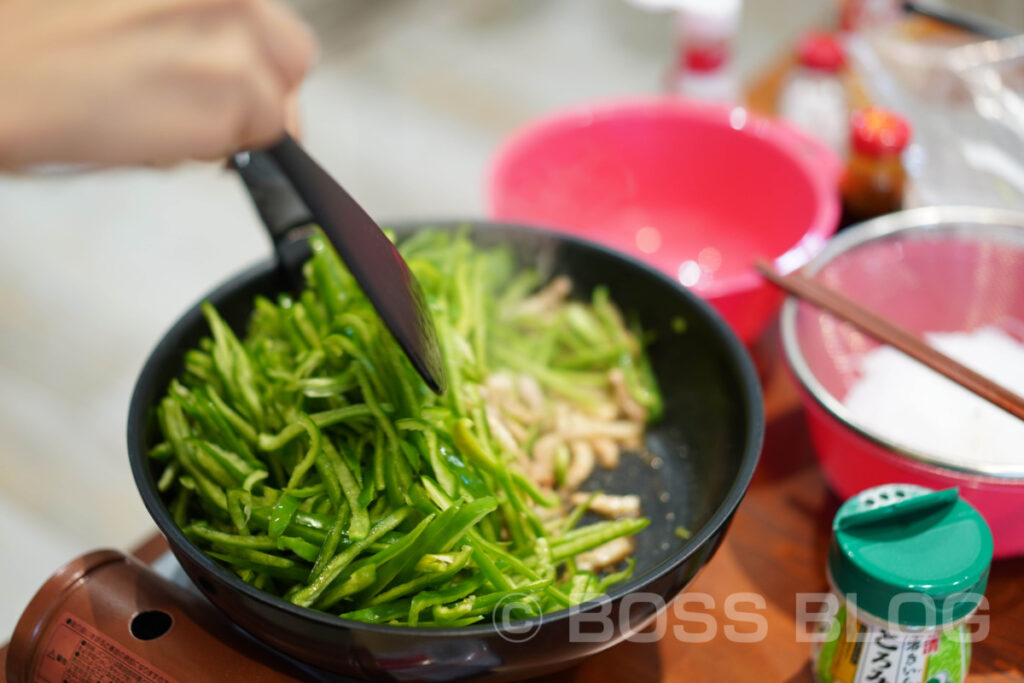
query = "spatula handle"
xmin=232 ymin=149 xmax=313 ymax=249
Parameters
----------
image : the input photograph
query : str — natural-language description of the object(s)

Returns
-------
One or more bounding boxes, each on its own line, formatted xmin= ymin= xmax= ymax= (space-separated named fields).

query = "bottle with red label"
xmin=839 ymin=106 xmax=912 ymax=228
xmin=778 ymin=32 xmax=848 ymax=158
xmin=664 ymin=0 xmax=742 ymax=103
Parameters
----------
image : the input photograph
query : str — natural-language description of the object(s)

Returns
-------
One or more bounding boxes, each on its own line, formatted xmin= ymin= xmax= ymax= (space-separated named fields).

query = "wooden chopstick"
xmin=755 ymin=259 xmax=1024 ymax=424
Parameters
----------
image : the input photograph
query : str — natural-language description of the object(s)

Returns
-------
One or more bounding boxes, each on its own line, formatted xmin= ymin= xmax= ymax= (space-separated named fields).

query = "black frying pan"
xmin=127 ymin=154 xmax=764 ymax=680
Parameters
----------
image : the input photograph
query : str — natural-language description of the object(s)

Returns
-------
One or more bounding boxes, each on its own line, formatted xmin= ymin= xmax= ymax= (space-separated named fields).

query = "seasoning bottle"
xmin=778 ymin=32 xmax=848 ymax=158
xmin=814 ymin=484 xmax=993 ymax=683
xmin=839 ymin=107 xmax=911 ymax=228
xmin=664 ymin=0 xmax=742 ymax=103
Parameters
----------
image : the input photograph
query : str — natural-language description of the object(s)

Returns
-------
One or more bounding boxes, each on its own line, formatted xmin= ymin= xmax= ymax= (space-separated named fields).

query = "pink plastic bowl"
xmin=488 ymin=98 xmax=841 ymax=344
xmin=781 ymin=207 xmax=1024 ymax=558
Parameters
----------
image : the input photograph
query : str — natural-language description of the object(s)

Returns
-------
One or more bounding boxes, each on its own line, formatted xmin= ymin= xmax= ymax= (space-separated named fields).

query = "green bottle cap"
xmin=828 ymin=484 xmax=993 ymax=628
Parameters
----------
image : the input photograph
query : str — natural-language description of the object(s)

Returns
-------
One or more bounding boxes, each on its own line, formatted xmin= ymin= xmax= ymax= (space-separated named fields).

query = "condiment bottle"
xmin=778 ymin=32 xmax=848 ymax=157
xmin=664 ymin=0 xmax=741 ymax=103
xmin=814 ymin=484 xmax=993 ymax=683
xmin=839 ymin=107 xmax=911 ymax=228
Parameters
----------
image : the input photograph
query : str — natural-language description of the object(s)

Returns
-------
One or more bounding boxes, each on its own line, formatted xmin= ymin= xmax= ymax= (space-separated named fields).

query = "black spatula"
xmin=233 ymin=134 xmax=446 ymax=394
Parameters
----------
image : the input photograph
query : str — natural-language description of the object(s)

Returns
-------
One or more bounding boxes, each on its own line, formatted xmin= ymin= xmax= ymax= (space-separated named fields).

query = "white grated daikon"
xmin=843 ymin=326 xmax=1024 ymax=469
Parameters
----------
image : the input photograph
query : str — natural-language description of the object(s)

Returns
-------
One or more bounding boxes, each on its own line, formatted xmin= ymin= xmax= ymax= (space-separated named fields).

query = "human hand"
xmin=0 ymin=0 xmax=317 ymax=168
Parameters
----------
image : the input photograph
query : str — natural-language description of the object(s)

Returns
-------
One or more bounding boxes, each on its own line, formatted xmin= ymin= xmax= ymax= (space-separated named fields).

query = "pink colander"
xmin=487 ymin=98 xmax=841 ymax=345
xmin=781 ymin=206 xmax=1024 ymax=558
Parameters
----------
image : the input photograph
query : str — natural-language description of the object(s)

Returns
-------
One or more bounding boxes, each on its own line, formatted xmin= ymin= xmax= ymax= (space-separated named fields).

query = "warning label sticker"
xmin=35 ymin=612 xmax=178 ymax=683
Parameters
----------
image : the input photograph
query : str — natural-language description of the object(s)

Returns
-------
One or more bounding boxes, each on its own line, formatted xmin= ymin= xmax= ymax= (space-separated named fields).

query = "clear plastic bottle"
xmin=664 ymin=0 xmax=742 ymax=104
xmin=778 ymin=32 xmax=848 ymax=158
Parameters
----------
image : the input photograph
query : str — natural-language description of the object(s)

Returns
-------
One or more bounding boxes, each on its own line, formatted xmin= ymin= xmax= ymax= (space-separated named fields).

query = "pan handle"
xmin=231 ymin=149 xmax=314 ymax=276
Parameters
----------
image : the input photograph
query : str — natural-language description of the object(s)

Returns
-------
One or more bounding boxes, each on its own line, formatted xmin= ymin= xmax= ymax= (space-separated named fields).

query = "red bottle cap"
xmin=681 ymin=43 xmax=729 ymax=72
xmin=850 ymin=108 xmax=911 ymax=156
xmin=797 ymin=32 xmax=846 ymax=72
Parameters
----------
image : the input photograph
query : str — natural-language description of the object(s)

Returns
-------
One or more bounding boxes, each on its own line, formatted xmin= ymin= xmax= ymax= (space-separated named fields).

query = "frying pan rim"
xmin=128 ymin=219 xmax=764 ymax=639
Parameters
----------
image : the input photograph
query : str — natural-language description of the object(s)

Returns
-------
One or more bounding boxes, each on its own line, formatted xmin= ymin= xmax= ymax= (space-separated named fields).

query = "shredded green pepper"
xmin=149 ymin=229 xmax=662 ymax=626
